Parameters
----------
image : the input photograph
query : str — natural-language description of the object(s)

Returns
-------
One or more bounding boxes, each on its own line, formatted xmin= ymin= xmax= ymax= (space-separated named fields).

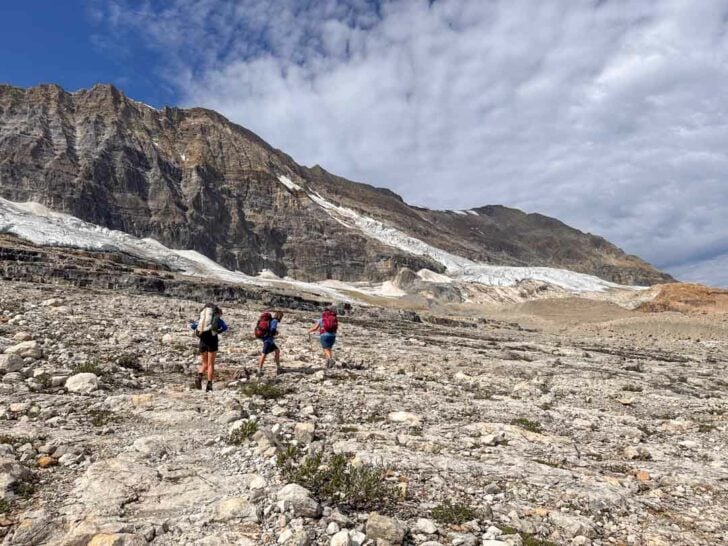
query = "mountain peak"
xmin=0 ymin=82 xmax=673 ymax=286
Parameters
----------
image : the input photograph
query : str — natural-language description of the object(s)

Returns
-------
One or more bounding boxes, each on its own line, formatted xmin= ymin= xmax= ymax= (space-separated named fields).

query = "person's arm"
xmin=218 ymin=319 xmax=228 ymax=333
xmin=307 ymin=320 xmax=319 ymax=334
xmin=190 ymin=321 xmax=198 ymax=331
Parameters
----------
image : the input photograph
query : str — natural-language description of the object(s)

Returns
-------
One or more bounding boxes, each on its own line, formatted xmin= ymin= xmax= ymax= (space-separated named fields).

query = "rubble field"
xmin=0 ymin=280 xmax=726 ymax=546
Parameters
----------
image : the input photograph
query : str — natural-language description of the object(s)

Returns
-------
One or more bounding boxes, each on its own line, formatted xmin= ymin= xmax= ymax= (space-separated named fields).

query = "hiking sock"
xmin=205 ymin=380 xmax=213 ymax=392
xmin=194 ymin=373 xmax=203 ymax=390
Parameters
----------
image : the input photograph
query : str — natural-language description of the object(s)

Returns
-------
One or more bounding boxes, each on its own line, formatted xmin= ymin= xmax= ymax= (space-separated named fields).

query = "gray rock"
xmin=212 ymin=497 xmax=261 ymax=523
xmin=132 ymin=435 xmax=167 ymax=458
xmin=4 ymin=340 xmax=42 ymax=359
xmin=277 ymin=484 xmax=321 ymax=518
xmin=0 ymin=354 xmax=24 ymax=373
xmin=278 ymin=528 xmax=311 ymax=546
xmin=294 ymin=422 xmax=315 ymax=444
xmin=366 ymin=513 xmax=406 ymax=544
xmin=548 ymin=512 xmax=596 ymax=539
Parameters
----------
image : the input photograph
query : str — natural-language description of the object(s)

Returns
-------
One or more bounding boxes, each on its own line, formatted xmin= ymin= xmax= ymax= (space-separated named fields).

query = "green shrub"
xmin=34 ymin=373 xmax=52 ymax=390
xmin=500 ymin=527 xmax=558 ymax=546
xmin=621 ymin=384 xmax=643 ymax=392
xmin=117 ymin=354 xmax=142 ymax=371
xmin=279 ymin=449 xmax=399 ymax=511
xmin=88 ymin=409 xmax=116 ymax=427
xmin=229 ymin=421 xmax=258 ymax=445
xmin=511 ymin=418 xmax=543 ymax=433
xmin=73 ymin=360 xmax=103 ymax=375
xmin=432 ymin=499 xmax=478 ymax=524
xmin=240 ymin=381 xmax=288 ymax=400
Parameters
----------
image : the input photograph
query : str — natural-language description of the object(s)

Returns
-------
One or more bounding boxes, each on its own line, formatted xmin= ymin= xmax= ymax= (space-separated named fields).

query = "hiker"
xmin=255 ymin=310 xmax=283 ymax=376
xmin=308 ymin=307 xmax=338 ymax=367
xmin=190 ymin=303 xmax=228 ymax=392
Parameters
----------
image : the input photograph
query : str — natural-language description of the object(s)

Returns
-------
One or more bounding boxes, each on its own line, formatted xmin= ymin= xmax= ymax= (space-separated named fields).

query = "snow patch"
xmin=0 ymin=198 xmax=363 ymax=300
xmin=306 ymin=192 xmax=633 ymax=292
xmin=278 ymin=175 xmax=304 ymax=192
xmin=453 ymin=210 xmax=467 ymax=216
xmin=417 ymin=269 xmax=455 ymax=284
xmin=466 ymin=210 xmax=479 ymax=216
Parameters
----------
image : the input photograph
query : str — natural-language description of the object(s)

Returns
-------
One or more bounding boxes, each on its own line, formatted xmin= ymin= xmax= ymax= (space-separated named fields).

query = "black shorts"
xmin=198 ymin=331 xmax=219 ymax=353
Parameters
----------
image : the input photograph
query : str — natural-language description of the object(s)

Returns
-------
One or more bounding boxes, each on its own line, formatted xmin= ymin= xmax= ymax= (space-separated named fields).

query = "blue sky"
xmin=2 ymin=1 xmax=728 ymax=287
xmin=0 ymin=0 xmax=176 ymax=106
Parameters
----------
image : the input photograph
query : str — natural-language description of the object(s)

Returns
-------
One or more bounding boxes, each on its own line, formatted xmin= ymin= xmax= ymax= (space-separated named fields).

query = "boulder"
xmin=212 ymin=497 xmax=260 ymax=523
xmin=5 ymin=341 xmax=42 ymax=359
xmin=366 ymin=513 xmax=406 ymax=545
xmin=132 ymin=436 xmax=167 ymax=458
xmin=0 ymin=354 xmax=24 ymax=373
xmin=330 ymin=530 xmax=351 ymax=546
xmin=387 ymin=411 xmax=422 ymax=427
xmin=65 ymin=373 xmax=99 ymax=394
xmin=277 ymin=483 xmax=320 ymax=517
xmin=294 ymin=422 xmax=315 ymax=444
xmin=415 ymin=518 xmax=438 ymax=534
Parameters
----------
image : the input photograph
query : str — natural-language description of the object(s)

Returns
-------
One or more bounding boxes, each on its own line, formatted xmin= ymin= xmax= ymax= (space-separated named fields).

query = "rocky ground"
xmin=0 ymin=280 xmax=726 ymax=546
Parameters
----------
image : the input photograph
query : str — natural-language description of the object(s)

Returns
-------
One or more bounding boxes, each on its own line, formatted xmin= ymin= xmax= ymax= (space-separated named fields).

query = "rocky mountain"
xmin=0 ymin=83 xmax=672 ymax=285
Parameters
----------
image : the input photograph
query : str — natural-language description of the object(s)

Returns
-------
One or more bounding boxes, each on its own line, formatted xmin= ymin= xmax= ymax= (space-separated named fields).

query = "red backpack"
xmin=254 ymin=312 xmax=272 ymax=339
xmin=320 ymin=309 xmax=338 ymax=334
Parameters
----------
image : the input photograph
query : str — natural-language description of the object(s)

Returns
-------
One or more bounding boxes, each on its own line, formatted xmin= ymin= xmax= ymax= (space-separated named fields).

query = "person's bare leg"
xmin=196 ymin=352 xmax=207 ymax=389
xmin=258 ymin=353 xmax=266 ymax=375
xmin=207 ymin=351 xmax=216 ymax=382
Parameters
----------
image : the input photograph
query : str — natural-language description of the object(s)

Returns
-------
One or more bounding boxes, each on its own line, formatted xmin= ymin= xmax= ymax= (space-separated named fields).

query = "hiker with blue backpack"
xmin=255 ymin=310 xmax=283 ymax=376
xmin=308 ymin=308 xmax=339 ymax=368
xmin=190 ymin=303 xmax=228 ymax=392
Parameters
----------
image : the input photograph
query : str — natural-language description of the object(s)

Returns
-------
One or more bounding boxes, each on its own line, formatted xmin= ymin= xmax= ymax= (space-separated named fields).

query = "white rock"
xmin=212 ymin=497 xmax=260 ymax=523
xmin=387 ymin=411 xmax=422 ymax=426
xmin=330 ymin=530 xmax=351 ymax=546
xmin=416 ymin=518 xmax=438 ymax=534
xmin=65 ymin=373 xmax=99 ymax=394
xmin=294 ymin=422 xmax=315 ymax=444
xmin=5 ymin=340 xmax=42 ymax=359
xmin=349 ymin=530 xmax=366 ymax=546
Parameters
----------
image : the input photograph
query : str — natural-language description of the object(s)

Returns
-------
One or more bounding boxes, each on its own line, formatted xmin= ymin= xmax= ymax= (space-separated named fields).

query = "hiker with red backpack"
xmin=190 ymin=303 xmax=228 ymax=392
xmin=308 ymin=308 xmax=338 ymax=368
xmin=255 ymin=310 xmax=283 ymax=376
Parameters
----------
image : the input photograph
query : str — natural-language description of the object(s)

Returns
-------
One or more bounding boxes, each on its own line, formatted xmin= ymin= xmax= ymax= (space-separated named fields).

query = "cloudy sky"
xmin=3 ymin=1 xmax=727 ymax=286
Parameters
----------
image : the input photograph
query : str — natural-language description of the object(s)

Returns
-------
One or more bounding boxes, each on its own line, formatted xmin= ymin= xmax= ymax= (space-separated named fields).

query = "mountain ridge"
xmin=0 ymin=82 xmax=673 ymax=286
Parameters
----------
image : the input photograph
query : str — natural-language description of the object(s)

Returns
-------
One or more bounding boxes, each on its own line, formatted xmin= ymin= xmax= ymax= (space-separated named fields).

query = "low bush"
xmin=228 ymin=421 xmax=258 ymax=445
xmin=278 ymin=449 xmax=400 ymax=511
xmin=240 ymin=381 xmax=288 ymax=400
xmin=511 ymin=418 xmax=543 ymax=433
xmin=432 ymin=499 xmax=478 ymax=524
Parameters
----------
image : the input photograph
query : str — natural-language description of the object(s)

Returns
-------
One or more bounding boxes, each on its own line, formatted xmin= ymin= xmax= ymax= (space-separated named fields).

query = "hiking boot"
xmin=326 ymin=358 xmax=335 ymax=369
xmin=205 ymin=381 xmax=213 ymax=392
xmin=194 ymin=373 xmax=203 ymax=390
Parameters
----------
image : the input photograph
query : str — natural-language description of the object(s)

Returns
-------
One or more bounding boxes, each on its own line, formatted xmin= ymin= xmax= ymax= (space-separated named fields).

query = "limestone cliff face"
xmin=0 ymin=83 xmax=672 ymax=285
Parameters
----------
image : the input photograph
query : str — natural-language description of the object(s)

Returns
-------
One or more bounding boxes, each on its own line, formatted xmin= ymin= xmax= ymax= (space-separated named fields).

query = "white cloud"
xmin=93 ymin=0 xmax=728 ymax=285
